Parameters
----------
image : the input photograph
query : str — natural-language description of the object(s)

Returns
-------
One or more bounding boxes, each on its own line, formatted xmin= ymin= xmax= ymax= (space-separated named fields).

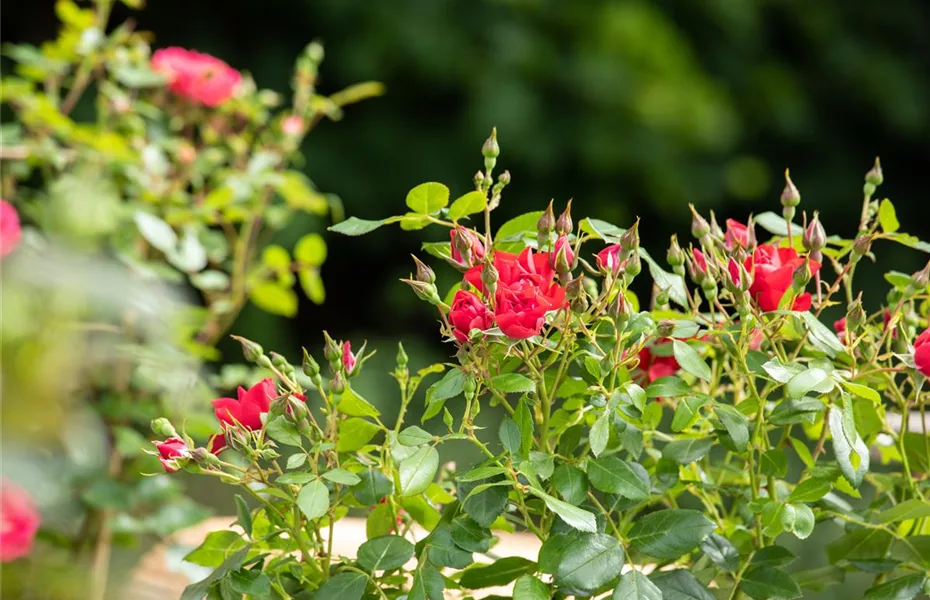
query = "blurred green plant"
xmin=0 ymin=0 xmax=380 ymax=597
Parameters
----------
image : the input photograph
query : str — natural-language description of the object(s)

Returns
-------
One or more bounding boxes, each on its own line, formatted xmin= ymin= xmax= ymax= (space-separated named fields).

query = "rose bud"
xmin=688 ymin=248 xmax=709 ymax=285
xmin=656 ymin=320 xmax=676 ymax=338
xmin=701 ymin=273 xmax=718 ymax=302
xmin=865 ymin=156 xmax=883 ymax=187
xmin=412 ymin=254 xmax=436 ymax=284
xmin=565 ymin=275 xmax=584 ymax=301
xmin=607 ymin=293 xmax=628 ymax=324
xmin=154 ymin=437 xmax=191 ymax=473
xmin=151 ymin=418 xmax=179 ymax=439
xmin=803 ymin=213 xmax=826 ymax=254
xmin=482 ymin=127 xmax=500 ymax=159
xmin=537 ymin=200 xmax=555 ymax=247
xmin=667 ymin=235 xmax=685 ymax=267
xmin=402 ymin=278 xmax=441 ymax=305
xmin=851 ymin=235 xmax=872 ymax=263
xmin=231 ymin=335 xmax=264 ymax=364
xmin=330 ymin=372 xmax=346 ymax=395
xmin=555 ymin=199 xmax=573 ymax=235
xmin=908 ymin=260 xmax=930 ymax=293
xmin=552 ymin=235 xmax=575 ymax=275
xmin=619 ymin=220 xmax=640 ymax=252
xmin=481 ymin=260 xmax=499 ymax=299
xmin=451 ymin=226 xmax=485 ymax=267
xmin=727 ymin=258 xmax=751 ymax=293
xmin=342 ymin=341 xmax=357 ymax=375
xmin=709 ymin=211 xmax=724 ymax=241
xmin=474 ymin=170 xmax=486 ymax=191
xmin=623 ymin=252 xmax=642 ymax=278
xmin=570 ymin=292 xmax=589 ymax=314
xmin=780 ymin=169 xmax=801 ymax=208
xmin=846 ymin=294 xmax=866 ymax=332
xmin=689 ymin=204 xmax=711 ymax=239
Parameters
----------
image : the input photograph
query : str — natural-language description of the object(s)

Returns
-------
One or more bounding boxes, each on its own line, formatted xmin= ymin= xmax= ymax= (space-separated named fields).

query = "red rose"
xmin=495 ymin=277 xmax=566 ymax=339
xmin=464 ymin=247 xmax=556 ymax=292
xmin=0 ymin=480 xmax=40 ymax=563
xmin=151 ymin=47 xmax=241 ymax=107
xmin=0 ymin=200 xmax=22 ymax=258
xmin=212 ymin=378 xmax=277 ymax=430
xmin=596 ymin=244 xmax=622 ymax=275
xmin=914 ymin=329 xmax=930 ymax=377
xmin=342 ymin=341 xmax=357 ymax=374
xmin=637 ymin=345 xmax=680 ymax=383
xmin=744 ymin=244 xmax=821 ymax=312
xmin=450 ymin=227 xmax=486 ymax=267
xmin=449 ymin=290 xmax=493 ymax=342
xmin=207 ymin=432 xmax=227 ymax=455
xmin=154 ymin=437 xmax=190 ymax=473
xmin=725 ymin=219 xmax=751 ymax=249
xmin=692 ymin=249 xmax=708 ymax=275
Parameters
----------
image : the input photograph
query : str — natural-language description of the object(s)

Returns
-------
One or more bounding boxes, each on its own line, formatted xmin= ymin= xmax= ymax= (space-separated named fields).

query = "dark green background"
xmin=5 ymin=2 xmax=929 ymax=597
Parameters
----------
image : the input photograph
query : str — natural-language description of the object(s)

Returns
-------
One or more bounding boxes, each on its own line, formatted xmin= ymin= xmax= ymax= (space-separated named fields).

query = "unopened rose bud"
xmin=607 ymin=293 xmax=627 ymax=322
xmin=231 ymin=335 xmax=264 ymax=364
xmin=191 ymin=448 xmax=221 ymax=468
xmin=481 ymin=261 xmax=499 ymax=299
xmin=270 ymin=352 xmax=289 ymax=369
xmin=745 ymin=216 xmax=758 ymax=249
xmin=552 ymin=235 xmax=575 ymax=275
xmin=330 ymin=372 xmax=346 ymax=395
xmin=846 ymin=294 xmax=866 ymax=332
xmin=619 ymin=220 xmax=640 ymax=252
xmin=322 ymin=331 xmax=340 ymax=361
xmin=258 ymin=448 xmax=280 ymax=461
xmin=780 ymin=169 xmax=801 ymax=208
xmin=396 ymin=342 xmax=409 ymax=367
xmin=583 ymin=276 xmax=599 ymax=299
xmin=655 ymin=288 xmax=670 ymax=306
xmin=412 ymin=254 xmax=436 ymax=284
xmin=474 ymin=170 xmax=485 ymax=191
xmin=911 ymin=260 xmax=930 ymax=291
xmin=537 ymin=200 xmax=555 ymax=248
xmin=623 ymin=252 xmax=642 ymax=278
xmin=482 ymin=128 xmax=499 ymax=172
xmin=462 ymin=373 xmax=477 ymax=398
xmin=727 ymin=258 xmax=751 ymax=292
xmin=555 ymin=200 xmax=573 ymax=235
xmin=151 ymin=418 xmax=179 ymax=439
xmin=571 ymin=293 xmax=589 ymax=314
xmin=402 ymin=278 xmax=442 ymax=305
xmin=498 ymin=170 xmax=511 ymax=186
xmin=865 ymin=157 xmax=883 ymax=187
xmin=709 ymin=211 xmax=724 ymax=241
xmin=688 ymin=248 xmax=709 ymax=285
xmin=451 ymin=226 xmax=485 ymax=267
xmin=565 ymin=275 xmax=584 ymax=301
xmin=302 ymin=348 xmax=321 ymax=377
xmin=689 ymin=205 xmax=710 ymax=239
xmin=701 ymin=274 xmax=718 ymax=301
xmin=656 ymin=320 xmax=676 ymax=338
xmin=803 ymin=213 xmax=826 ymax=253
xmin=851 ymin=235 xmax=872 ymax=262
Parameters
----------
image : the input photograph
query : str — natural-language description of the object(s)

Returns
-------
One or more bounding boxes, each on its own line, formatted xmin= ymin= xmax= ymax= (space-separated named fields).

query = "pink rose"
xmin=154 ymin=437 xmax=190 ymax=473
xmin=0 ymin=200 xmax=22 ymax=258
xmin=212 ymin=378 xmax=277 ymax=430
xmin=596 ymin=244 xmax=622 ymax=275
xmin=342 ymin=341 xmax=357 ymax=374
xmin=151 ymin=47 xmax=241 ymax=107
xmin=0 ymin=480 xmax=40 ymax=563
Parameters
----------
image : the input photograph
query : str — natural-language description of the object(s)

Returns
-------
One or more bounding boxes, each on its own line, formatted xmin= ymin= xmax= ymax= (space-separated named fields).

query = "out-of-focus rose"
xmin=0 ymin=200 xmax=22 ymax=258
xmin=744 ymin=244 xmax=821 ymax=312
xmin=212 ymin=378 xmax=278 ymax=430
xmin=0 ymin=480 xmax=40 ymax=563
xmin=637 ymin=345 xmax=680 ymax=383
xmin=281 ymin=114 xmax=305 ymax=136
xmin=913 ymin=328 xmax=930 ymax=377
xmin=151 ymin=47 xmax=241 ymax=107
xmin=448 ymin=290 xmax=493 ymax=342
xmin=154 ymin=437 xmax=190 ymax=473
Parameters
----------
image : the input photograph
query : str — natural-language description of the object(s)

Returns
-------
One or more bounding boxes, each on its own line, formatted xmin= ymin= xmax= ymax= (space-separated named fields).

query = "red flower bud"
xmin=913 ymin=328 xmax=930 ymax=378
xmin=154 ymin=437 xmax=191 ymax=473
xmin=342 ymin=341 xmax=357 ymax=374
xmin=451 ymin=227 xmax=486 ymax=267
xmin=596 ymin=244 xmax=623 ymax=275
xmin=552 ymin=235 xmax=575 ymax=275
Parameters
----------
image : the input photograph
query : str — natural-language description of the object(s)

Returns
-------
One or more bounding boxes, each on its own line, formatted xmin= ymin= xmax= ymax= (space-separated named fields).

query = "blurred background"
xmin=3 ymin=1 xmax=929 ymax=598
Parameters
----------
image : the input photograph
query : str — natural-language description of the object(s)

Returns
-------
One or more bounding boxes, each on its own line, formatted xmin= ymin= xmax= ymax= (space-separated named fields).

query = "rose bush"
xmin=152 ymin=134 xmax=928 ymax=600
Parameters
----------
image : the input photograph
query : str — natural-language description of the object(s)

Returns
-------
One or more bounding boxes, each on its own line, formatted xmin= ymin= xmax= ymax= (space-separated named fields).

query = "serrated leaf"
xmin=830 ymin=401 xmax=869 ymax=487
xmin=336 ymin=417 xmax=380 ymax=452
xmin=841 ymin=380 xmax=882 ymax=405
xmin=513 ymin=574 xmax=549 ymax=600
xmin=459 ymin=556 xmax=536 ymax=589
xmin=590 ymin=412 xmax=610 ymax=457
xmin=398 ymin=446 xmax=439 ymax=497
xmin=533 ymin=490 xmax=597 ymax=532
xmin=878 ymin=498 xmax=930 ymax=523
xmin=450 ymin=516 xmax=492 ymax=553
xmin=587 ymin=456 xmax=649 ymax=499
xmin=265 ymin=416 xmax=303 ymax=447
xmin=337 ymin=387 xmax=381 ymax=418
xmin=398 ymin=426 xmax=433 ymax=446
xmin=672 ymin=396 xmax=706 ymax=432
xmin=714 ymin=404 xmax=750 ymax=452
xmin=329 ymin=216 xmax=391 ymax=236
xmin=700 ymin=533 xmax=740 ymax=572
xmin=353 ymin=470 xmax=393 ymax=505
xmin=314 ymin=572 xmax=368 ymax=600
xmin=357 ymin=535 xmax=414 ymax=572
xmin=183 ymin=530 xmax=246 ymax=568
xmin=740 ymin=565 xmax=802 ymax=599
xmin=663 ymin=438 xmax=713 ymax=464
xmin=491 ymin=373 xmax=536 ymax=394
xmin=612 ymin=570 xmax=663 ymax=600
xmin=322 ymin=469 xmax=361 ymax=486
xmin=788 ymin=478 xmax=832 ymax=503
xmin=448 ymin=190 xmax=487 ymax=220
xmin=297 ymin=480 xmax=329 ymax=521
xmin=863 ymin=573 xmax=927 ymax=599
xmin=646 ymin=376 xmax=692 ymax=398
xmin=552 ymin=464 xmax=588 ymax=506
xmin=406 ymin=182 xmax=449 ymax=214
xmin=878 ymin=199 xmax=900 ymax=233
xmin=409 ymin=565 xmax=444 ymax=600
xmin=627 ymin=509 xmax=715 ymax=560
xmin=649 ymin=569 xmax=716 ymax=600
xmin=552 ymin=533 xmax=625 ymax=591
xmin=499 ymin=419 xmax=521 ymax=455
xmin=672 ymin=340 xmax=711 ymax=381
xmin=234 ymin=495 xmax=252 ymax=538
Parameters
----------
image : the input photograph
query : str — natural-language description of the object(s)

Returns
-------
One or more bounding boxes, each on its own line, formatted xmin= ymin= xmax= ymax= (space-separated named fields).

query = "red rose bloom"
xmin=450 ymin=227 xmax=486 ymax=266
xmin=154 ymin=437 xmax=190 ymax=473
xmin=637 ymin=345 xmax=680 ymax=383
xmin=914 ymin=329 xmax=930 ymax=377
xmin=0 ymin=480 xmax=40 ymax=563
xmin=725 ymin=219 xmax=751 ymax=249
xmin=596 ymin=244 xmax=623 ymax=275
xmin=0 ymin=200 xmax=22 ymax=258
xmin=448 ymin=290 xmax=493 ymax=342
xmin=744 ymin=244 xmax=821 ymax=312
xmin=212 ymin=378 xmax=277 ymax=430
xmin=342 ymin=341 xmax=357 ymax=374
xmin=151 ymin=47 xmax=241 ymax=107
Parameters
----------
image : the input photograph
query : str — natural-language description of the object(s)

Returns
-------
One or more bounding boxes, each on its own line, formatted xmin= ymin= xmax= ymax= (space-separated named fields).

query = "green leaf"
xmin=458 ymin=466 xmax=510 ymax=482
xmin=112 ymin=65 xmax=168 ymax=87
xmin=700 ymin=533 xmax=740 ymax=572
xmin=515 ymin=398 xmax=535 ymax=456
xmin=787 ymin=503 xmax=815 ymax=539
xmin=552 ymin=533 xmax=625 ymax=591
xmin=788 ymin=478 xmax=832 ymax=503
xmin=406 ymin=182 xmax=450 ymax=214
xmin=714 ymin=404 xmax=750 ymax=452
xmin=398 ymin=446 xmax=439 ymax=496
xmin=294 ymin=233 xmax=327 ymax=266
xmin=228 ymin=569 xmax=271 ymax=596
xmin=841 ymin=380 xmax=882 ymax=405
xmin=552 ymin=464 xmax=588 ymax=506
xmin=830 ymin=400 xmax=869 ymax=487
xmin=646 ymin=376 xmax=692 ymax=398
xmin=494 ymin=211 xmax=545 ymax=245
xmin=409 ymin=566 xmax=445 ymax=600
xmin=672 ymin=340 xmax=711 ymax=381
xmin=265 ymin=416 xmax=303 ymax=447
xmin=448 ymin=190 xmax=487 ymax=220
xmin=399 ymin=212 xmax=432 ymax=230
xmin=663 ymin=438 xmax=713 ymax=464
xmin=827 ymin=528 xmax=893 ymax=563
xmin=337 ymin=387 xmax=381 ymax=418
xmin=461 ymin=479 xmax=509 ymax=527
xmin=450 ymin=516 xmax=492 ymax=553
xmin=491 ymin=373 xmax=536 ymax=394
xmin=336 ymin=417 xmax=380 ymax=452
xmin=298 ymin=268 xmax=325 ymax=304
xmin=752 ymin=545 xmax=796 ymax=567
xmin=297 ymin=480 xmax=329 ymax=521
xmin=878 ymin=498 xmax=930 ymax=523
xmin=589 ymin=412 xmax=610 ymax=458
xmin=640 ymin=248 xmax=689 ymax=308
xmin=671 ymin=396 xmax=706 ymax=432
xmin=180 ymin=546 xmax=250 ymax=600
xmin=579 ymin=217 xmax=625 ymax=240
xmin=513 ymin=574 xmax=550 ymax=600
xmin=878 ymin=199 xmax=900 ymax=233
xmin=249 ymin=281 xmax=298 ymax=317
xmin=649 ymin=569 xmax=715 ymax=600
xmin=864 ymin=573 xmax=927 ymax=599
xmin=587 ymin=456 xmax=649 ymax=499
xmin=612 ymin=571 xmax=663 ymax=600
xmin=799 ymin=312 xmax=845 ymax=357
xmin=740 ymin=565 xmax=802 ymax=599
xmin=398 ymin=426 xmax=434 ymax=447
xmin=276 ymin=472 xmax=316 ymax=485
xmin=533 ymin=490 xmax=597 ymax=532
xmin=313 ymin=572 xmax=368 ymax=600
xmin=429 ymin=368 xmax=465 ymax=401
xmin=366 ymin=503 xmax=395 ymax=539
xmin=322 ymin=469 xmax=361 ymax=486
xmin=329 ymin=216 xmax=391 ymax=236
xmin=183 ymin=530 xmax=246 ymax=568
xmin=760 ymin=450 xmax=788 ymax=478
xmin=134 ymin=211 xmax=177 ymax=253
xmin=357 ymin=535 xmax=414 ymax=572
xmin=793 ymin=566 xmax=846 ymax=592
xmin=426 ymin=527 xmax=473 ymax=568
xmin=234 ymin=495 xmax=252 ymax=538
xmin=459 ymin=557 xmax=536 ymax=589
xmin=786 ymin=366 xmax=834 ymax=399
xmin=499 ymin=419 xmax=522 ymax=455
xmin=627 ymin=509 xmax=716 ymax=560
xmin=274 ymin=171 xmax=328 ymax=213
xmin=353 ymin=470 xmax=393 ymax=506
